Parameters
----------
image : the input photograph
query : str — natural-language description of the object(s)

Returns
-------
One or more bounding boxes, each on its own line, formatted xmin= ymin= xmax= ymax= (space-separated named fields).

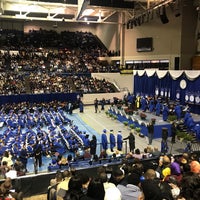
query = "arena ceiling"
xmin=0 ymin=0 xmax=182 ymax=24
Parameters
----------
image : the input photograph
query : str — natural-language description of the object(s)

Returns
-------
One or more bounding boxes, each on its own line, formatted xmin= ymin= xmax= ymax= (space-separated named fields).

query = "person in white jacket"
xmin=99 ymin=172 xmax=121 ymax=200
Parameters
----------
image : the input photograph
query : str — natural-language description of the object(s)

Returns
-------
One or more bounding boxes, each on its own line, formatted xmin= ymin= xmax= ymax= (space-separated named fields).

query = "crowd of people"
xmin=46 ymin=151 xmax=200 ymax=200
xmin=0 ymin=29 xmax=120 ymax=73
xmin=0 ymin=28 xmax=121 ymax=96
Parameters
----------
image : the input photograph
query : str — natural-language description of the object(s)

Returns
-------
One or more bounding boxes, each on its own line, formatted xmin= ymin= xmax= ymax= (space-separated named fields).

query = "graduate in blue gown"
xmin=101 ymin=129 xmax=108 ymax=151
xmin=109 ymin=130 xmax=116 ymax=152
xmin=174 ymin=103 xmax=182 ymax=120
xmin=162 ymin=103 xmax=169 ymax=121
xmin=155 ymin=100 xmax=162 ymax=116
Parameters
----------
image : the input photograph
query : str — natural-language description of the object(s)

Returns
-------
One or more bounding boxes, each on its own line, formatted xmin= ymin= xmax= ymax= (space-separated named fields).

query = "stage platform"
xmin=109 ymin=106 xmax=172 ymax=139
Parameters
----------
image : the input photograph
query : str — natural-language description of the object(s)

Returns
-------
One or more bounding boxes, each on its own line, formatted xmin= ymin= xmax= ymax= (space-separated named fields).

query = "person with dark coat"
xmin=90 ymin=135 xmax=97 ymax=160
xmin=19 ymin=144 xmax=28 ymax=172
xmin=171 ymin=122 xmax=177 ymax=143
xmin=33 ymin=140 xmax=43 ymax=169
xmin=94 ymin=98 xmax=99 ymax=113
xmin=79 ymin=100 xmax=84 ymax=113
xmin=147 ymin=121 xmax=154 ymax=145
xmin=123 ymin=132 xmax=135 ymax=152
xmin=117 ymin=131 xmax=123 ymax=151
xmin=109 ymin=130 xmax=116 ymax=152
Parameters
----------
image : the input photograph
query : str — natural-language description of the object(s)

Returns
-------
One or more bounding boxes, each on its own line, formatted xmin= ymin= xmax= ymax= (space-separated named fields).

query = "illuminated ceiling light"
xmin=82 ymin=9 xmax=94 ymax=16
xmin=84 ymin=17 xmax=87 ymax=21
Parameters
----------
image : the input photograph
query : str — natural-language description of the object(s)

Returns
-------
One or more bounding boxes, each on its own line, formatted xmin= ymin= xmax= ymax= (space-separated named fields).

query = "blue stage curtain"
xmin=134 ymin=71 xmax=200 ymax=114
xmin=134 ymin=73 xmax=156 ymax=96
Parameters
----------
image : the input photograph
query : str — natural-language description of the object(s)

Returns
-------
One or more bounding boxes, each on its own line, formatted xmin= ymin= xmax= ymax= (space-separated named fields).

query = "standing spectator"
xmin=101 ymin=129 xmax=108 ymax=151
xmin=19 ymin=144 xmax=28 ymax=172
xmin=161 ymin=139 xmax=169 ymax=155
xmin=147 ymin=121 xmax=154 ymax=145
xmin=79 ymin=99 xmax=84 ymax=113
xmin=123 ymin=132 xmax=135 ymax=153
xmin=90 ymin=135 xmax=97 ymax=160
xmin=109 ymin=130 xmax=116 ymax=152
xmin=171 ymin=121 xmax=177 ymax=143
xmin=117 ymin=131 xmax=123 ymax=151
xmin=101 ymin=98 xmax=106 ymax=110
xmin=94 ymin=98 xmax=99 ymax=113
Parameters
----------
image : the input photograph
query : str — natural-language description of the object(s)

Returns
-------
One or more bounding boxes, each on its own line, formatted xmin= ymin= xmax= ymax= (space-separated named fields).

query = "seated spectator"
xmin=99 ymin=172 xmax=121 ymax=200
xmin=87 ymin=177 xmax=105 ymax=200
xmin=57 ymin=170 xmax=72 ymax=200
xmin=177 ymin=173 xmax=200 ymax=200
xmin=63 ymin=175 xmax=90 ymax=200
xmin=1 ymin=151 xmax=13 ymax=168
xmin=13 ymin=158 xmax=26 ymax=177
xmin=151 ymin=146 xmax=162 ymax=158
xmin=117 ymin=173 xmax=144 ymax=200
xmin=0 ymin=177 xmax=23 ymax=200
xmin=47 ymin=171 xmax=63 ymax=200
xmin=126 ymin=148 xmax=143 ymax=160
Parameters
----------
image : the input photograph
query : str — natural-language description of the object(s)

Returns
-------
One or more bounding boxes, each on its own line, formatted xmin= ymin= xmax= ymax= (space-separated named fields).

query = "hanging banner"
xmin=160 ymin=88 xmax=164 ymax=97
xmin=185 ymin=92 xmax=189 ymax=103
xmin=176 ymin=90 xmax=180 ymax=101
xmin=189 ymin=93 xmax=195 ymax=103
xmin=155 ymin=87 xmax=159 ymax=96
xmin=195 ymin=93 xmax=200 ymax=104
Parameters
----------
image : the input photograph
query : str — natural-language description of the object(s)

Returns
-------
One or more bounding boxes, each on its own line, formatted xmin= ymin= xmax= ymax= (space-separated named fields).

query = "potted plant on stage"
xmin=105 ymin=111 xmax=110 ymax=117
xmin=135 ymin=127 xmax=141 ymax=135
xmin=140 ymin=112 xmax=147 ymax=120
xmin=129 ymin=124 xmax=135 ymax=130
xmin=113 ymin=115 xmax=118 ymax=120
xmin=123 ymin=121 xmax=128 ymax=126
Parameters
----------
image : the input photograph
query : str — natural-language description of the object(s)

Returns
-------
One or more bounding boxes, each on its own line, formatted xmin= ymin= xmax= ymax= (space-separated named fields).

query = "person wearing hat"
xmin=162 ymin=103 xmax=169 ymax=121
xmin=155 ymin=99 xmax=162 ymax=116
xmin=117 ymin=131 xmax=123 ymax=151
xmin=174 ymin=103 xmax=181 ymax=120
xmin=101 ymin=129 xmax=108 ymax=151
xmin=109 ymin=130 xmax=116 ymax=152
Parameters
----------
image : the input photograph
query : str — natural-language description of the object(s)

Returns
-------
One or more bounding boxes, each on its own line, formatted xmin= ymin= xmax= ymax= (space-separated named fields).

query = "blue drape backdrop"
xmin=134 ymin=71 xmax=200 ymax=114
